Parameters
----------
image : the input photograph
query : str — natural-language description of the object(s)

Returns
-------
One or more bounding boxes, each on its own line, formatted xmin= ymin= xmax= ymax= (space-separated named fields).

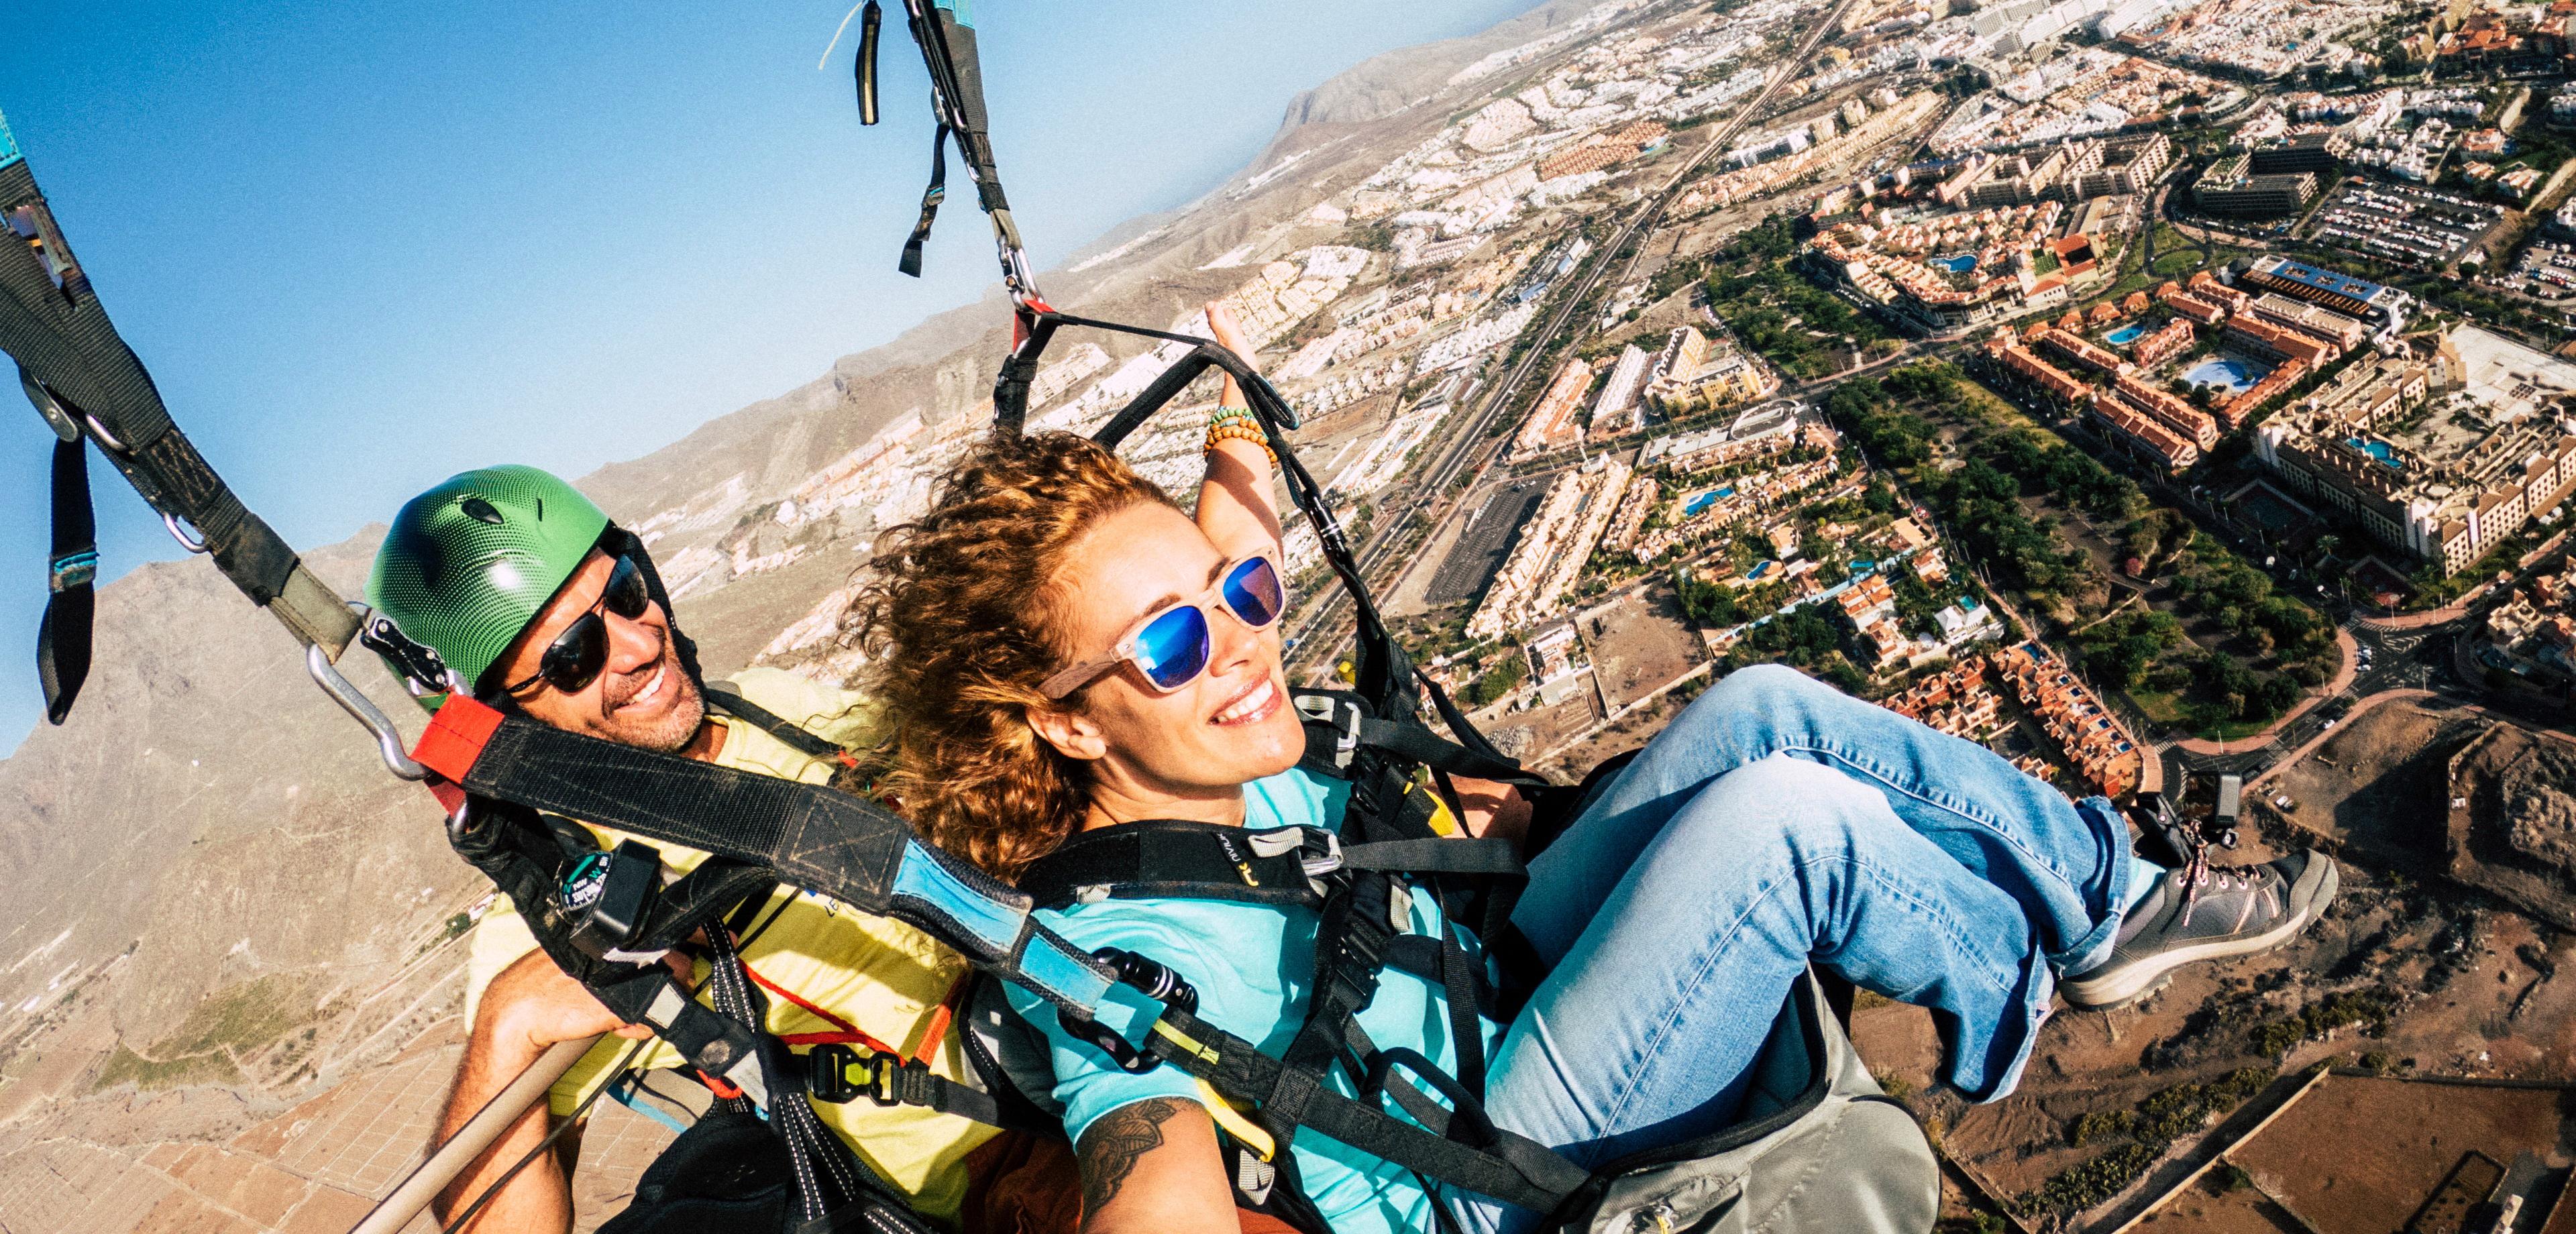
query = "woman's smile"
xmin=1209 ymin=674 xmax=1283 ymax=727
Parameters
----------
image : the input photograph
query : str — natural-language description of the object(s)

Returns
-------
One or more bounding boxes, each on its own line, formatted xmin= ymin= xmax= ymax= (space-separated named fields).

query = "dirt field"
xmin=1478 ymin=685 xmax=1603 ymax=763
xmin=2267 ymin=698 xmax=2486 ymax=869
xmin=2451 ymin=725 xmax=2576 ymax=932
xmin=2232 ymin=1076 xmax=2573 ymax=1233
xmin=1576 ymin=586 xmax=1705 ymax=710
xmin=2130 ymin=1172 xmax=2306 ymax=1233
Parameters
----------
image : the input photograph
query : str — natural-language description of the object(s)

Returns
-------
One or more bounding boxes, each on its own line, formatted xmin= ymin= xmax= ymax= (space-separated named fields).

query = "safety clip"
xmin=1061 ymin=947 xmax=1198 ymax=1074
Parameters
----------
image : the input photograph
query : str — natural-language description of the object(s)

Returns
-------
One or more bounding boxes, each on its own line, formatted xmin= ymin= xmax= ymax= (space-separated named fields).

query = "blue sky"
xmin=0 ymin=0 xmax=1538 ymax=750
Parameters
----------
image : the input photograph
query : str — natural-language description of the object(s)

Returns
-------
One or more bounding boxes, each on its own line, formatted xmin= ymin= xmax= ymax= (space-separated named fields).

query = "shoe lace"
xmin=2173 ymin=845 xmax=2267 ymax=927
xmin=2171 ymin=844 xmax=2245 ymax=921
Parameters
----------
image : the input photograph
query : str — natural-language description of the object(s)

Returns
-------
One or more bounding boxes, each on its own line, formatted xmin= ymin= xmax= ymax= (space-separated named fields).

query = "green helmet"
xmin=366 ymin=465 xmax=610 ymax=706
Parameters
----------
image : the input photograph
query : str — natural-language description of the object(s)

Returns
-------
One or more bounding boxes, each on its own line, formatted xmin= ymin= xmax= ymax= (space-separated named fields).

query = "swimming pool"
xmin=1933 ymin=254 xmax=1977 ymax=274
xmin=2184 ymin=355 xmax=2270 ymax=395
xmin=1683 ymin=486 xmax=1735 ymax=516
xmin=2104 ymin=324 xmax=2147 ymax=346
xmin=2347 ymin=437 xmax=2400 ymax=467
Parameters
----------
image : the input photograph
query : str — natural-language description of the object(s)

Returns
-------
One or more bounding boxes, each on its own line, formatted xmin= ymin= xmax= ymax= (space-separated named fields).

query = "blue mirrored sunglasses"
xmin=1040 ymin=553 xmax=1287 ymax=699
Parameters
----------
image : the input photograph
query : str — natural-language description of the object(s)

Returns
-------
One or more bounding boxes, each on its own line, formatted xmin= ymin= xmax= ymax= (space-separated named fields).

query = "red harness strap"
xmin=413 ymin=694 xmax=508 ymax=813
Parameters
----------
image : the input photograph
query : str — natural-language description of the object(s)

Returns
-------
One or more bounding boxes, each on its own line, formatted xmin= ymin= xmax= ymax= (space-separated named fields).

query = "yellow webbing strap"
xmin=1147 ymin=1019 xmax=1279 ymax=1160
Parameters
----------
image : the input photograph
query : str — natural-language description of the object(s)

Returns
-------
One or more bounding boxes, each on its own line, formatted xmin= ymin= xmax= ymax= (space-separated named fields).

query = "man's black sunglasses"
xmin=500 ymin=553 xmax=651 ymax=697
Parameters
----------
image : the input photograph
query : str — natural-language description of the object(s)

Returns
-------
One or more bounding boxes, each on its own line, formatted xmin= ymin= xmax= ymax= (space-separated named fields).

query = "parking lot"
xmin=2307 ymin=179 xmax=2504 ymax=272
xmin=2506 ymin=235 xmax=2576 ymax=300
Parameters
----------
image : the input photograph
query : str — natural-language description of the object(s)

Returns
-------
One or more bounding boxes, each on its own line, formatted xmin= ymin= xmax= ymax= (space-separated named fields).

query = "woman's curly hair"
xmin=850 ymin=431 xmax=1178 ymax=881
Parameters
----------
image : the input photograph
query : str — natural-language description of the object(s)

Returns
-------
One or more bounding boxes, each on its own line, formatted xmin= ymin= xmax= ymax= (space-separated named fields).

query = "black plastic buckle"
xmin=1060 ymin=947 xmax=1199 ymax=1074
xmin=560 ymin=840 xmax=662 ymax=961
xmin=808 ymin=1043 xmax=908 ymax=1105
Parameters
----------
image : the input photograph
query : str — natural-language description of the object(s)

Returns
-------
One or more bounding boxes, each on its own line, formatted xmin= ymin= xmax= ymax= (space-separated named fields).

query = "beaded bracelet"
xmin=1205 ymin=418 xmax=1277 ymax=466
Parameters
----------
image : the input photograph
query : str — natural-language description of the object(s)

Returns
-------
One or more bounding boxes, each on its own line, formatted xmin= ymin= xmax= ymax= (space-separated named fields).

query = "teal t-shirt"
xmin=1005 ymin=769 xmax=1501 ymax=1234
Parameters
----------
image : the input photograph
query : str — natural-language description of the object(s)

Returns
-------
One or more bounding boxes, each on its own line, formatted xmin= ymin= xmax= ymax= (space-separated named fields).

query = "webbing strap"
xmin=411 ymin=696 xmax=1126 ymax=1015
xmin=1338 ymin=837 xmax=1523 ymax=877
xmin=38 ymin=435 xmax=94 ymax=723
xmin=0 ymin=152 xmax=358 ymax=657
xmin=703 ymin=683 xmax=858 ymax=766
xmin=1352 ymin=718 xmax=1543 ymax=787
xmin=1150 ymin=1005 xmax=1582 ymax=1213
xmin=898 ymin=122 xmax=949 ymax=279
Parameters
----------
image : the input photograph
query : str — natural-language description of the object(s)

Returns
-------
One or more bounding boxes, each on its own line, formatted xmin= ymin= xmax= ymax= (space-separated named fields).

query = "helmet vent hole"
xmin=461 ymin=497 xmax=504 ymax=525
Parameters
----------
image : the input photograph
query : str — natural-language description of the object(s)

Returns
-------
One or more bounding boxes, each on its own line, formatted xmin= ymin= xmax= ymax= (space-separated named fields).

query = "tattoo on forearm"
xmin=1077 ymin=1097 xmax=1194 ymax=1215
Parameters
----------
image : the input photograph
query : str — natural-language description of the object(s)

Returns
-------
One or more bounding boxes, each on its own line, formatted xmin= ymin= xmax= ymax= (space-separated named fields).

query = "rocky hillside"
xmin=0 ymin=0 xmax=1605 ymax=1084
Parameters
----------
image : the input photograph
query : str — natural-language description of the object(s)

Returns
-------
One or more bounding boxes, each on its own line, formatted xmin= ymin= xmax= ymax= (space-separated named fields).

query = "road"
xmin=2161 ymin=616 xmax=2471 ymax=792
xmin=1284 ymin=0 xmax=1859 ymax=672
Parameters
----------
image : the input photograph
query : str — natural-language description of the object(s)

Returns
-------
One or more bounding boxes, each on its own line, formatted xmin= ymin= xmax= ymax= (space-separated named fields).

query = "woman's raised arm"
xmin=1196 ymin=302 xmax=1286 ymax=561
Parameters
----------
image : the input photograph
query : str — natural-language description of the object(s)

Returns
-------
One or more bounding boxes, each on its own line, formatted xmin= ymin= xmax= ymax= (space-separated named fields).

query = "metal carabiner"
xmin=1060 ymin=947 xmax=1199 ymax=1074
xmin=162 ymin=512 xmax=209 ymax=554
xmin=307 ymin=640 xmax=430 ymax=781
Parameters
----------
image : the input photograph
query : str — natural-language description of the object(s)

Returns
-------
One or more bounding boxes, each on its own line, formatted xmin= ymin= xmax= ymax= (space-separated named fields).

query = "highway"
xmin=1285 ymin=0 xmax=1860 ymax=670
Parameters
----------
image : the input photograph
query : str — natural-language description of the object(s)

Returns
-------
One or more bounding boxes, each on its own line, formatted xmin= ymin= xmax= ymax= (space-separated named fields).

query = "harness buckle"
xmin=1299 ymin=828 xmax=1344 ymax=880
xmin=1293 ymin=694 xmax=1364 ymax=771
xmin=1335 ymin=702 xmax=1362 ymax=770
xmin=808 ymin=1044 xmax=915 ymax=1106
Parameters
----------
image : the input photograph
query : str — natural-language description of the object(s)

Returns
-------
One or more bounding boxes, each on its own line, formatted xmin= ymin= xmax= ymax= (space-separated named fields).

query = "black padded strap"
xmin=453 ymin=717 xmax=920 ymax=925
xmin=1016 ymin=820 xmax=1322 ymax=911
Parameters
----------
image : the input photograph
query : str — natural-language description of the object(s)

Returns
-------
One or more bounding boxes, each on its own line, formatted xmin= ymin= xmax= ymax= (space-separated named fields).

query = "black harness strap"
xmin=1018 ymin=820 xmax=1325 ymax=911
xmin=38 ymin=432 xmax=94 ymax=724
xmin=898 ymin=121 xmax=949 ymax=279
xmin=0 ymin=150 xmax=359 ymax=677
xmin=703 ymin=683 xmax=857 ymax=765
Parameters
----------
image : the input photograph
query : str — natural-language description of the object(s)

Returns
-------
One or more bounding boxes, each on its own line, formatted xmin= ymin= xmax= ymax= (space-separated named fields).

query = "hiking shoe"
xmin=2061 ymin=848 xmax=2340 ymax=1011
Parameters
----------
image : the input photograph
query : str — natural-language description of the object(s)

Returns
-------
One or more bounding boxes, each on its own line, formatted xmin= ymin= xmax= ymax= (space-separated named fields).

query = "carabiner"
xmin=1060 ymin=946 xmax=1199 ymax=1074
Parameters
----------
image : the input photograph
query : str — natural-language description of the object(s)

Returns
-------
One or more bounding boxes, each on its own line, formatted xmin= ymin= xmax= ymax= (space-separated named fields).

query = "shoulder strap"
xmin=1017 ymin=820 xmax=1328 ymax=911
xmin=702 ymin=681 xmax=857 ymax=765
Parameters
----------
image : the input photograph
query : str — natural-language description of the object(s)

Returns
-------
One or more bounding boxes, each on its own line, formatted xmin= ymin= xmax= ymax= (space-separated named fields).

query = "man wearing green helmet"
xmin=367 ymin=465 xmax=1010 ymax=1233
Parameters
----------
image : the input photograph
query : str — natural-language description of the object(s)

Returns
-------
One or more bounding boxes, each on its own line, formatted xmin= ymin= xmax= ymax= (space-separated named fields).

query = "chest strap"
xmin=704 ymin=682 xmax=863 ymax=768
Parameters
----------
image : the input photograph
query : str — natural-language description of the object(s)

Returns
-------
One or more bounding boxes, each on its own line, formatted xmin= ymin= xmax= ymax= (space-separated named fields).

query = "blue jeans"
xmin=1448 ymin=665 xmax=2137 ymax=1233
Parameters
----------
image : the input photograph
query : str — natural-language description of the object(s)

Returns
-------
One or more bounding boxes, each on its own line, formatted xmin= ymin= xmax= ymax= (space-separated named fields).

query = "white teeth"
xmin=1214 ymin=678 xmax=1276 ymax=724
xmin=631 ymin=663 xmax=665 ymax=708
